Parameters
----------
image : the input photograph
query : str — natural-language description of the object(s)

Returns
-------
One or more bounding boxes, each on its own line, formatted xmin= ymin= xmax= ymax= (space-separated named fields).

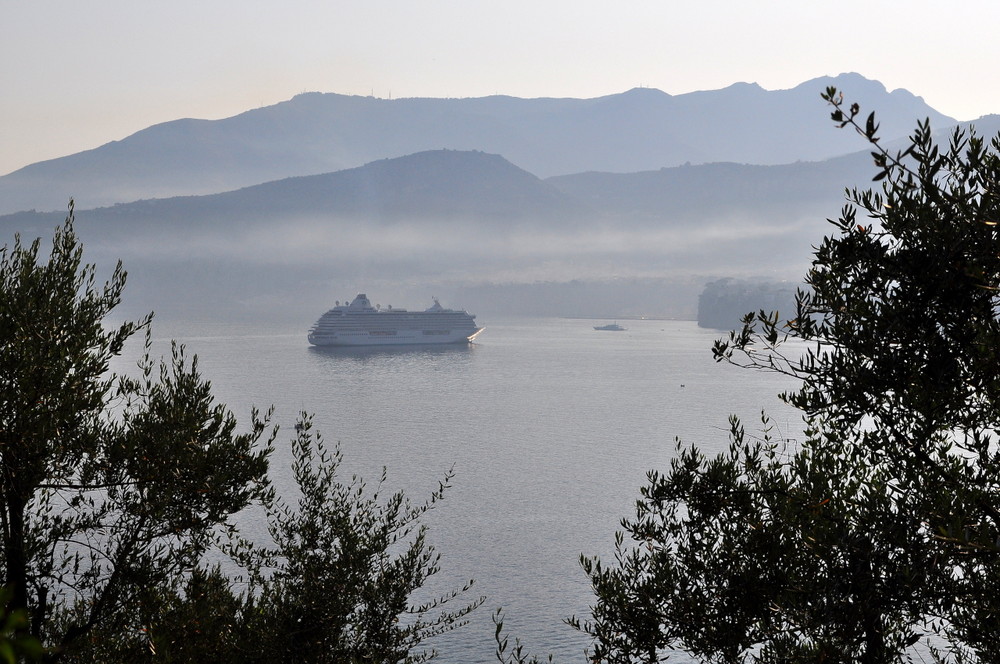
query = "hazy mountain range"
xmin=0 ymin=72 xmax=961 ymax=214
xmin=2 ymin=72 xmax=994 ymax=323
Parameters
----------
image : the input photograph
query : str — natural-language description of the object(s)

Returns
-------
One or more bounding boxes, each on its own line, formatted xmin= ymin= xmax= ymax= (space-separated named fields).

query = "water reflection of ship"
xmin=308 ymin=342 xmax=475 ymax=362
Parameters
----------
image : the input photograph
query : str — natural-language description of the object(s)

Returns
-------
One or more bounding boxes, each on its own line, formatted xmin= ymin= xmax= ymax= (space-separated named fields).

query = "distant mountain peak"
xmin=619 ymin=87 xmax=673 ymax=98
xmin=721 ymin=81 xmax=764 ymax=91
xmin=794 ymin=72 xmax=889 ymax=95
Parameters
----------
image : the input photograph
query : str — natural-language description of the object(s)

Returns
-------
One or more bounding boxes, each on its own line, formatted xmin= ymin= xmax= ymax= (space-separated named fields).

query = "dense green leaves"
xmin=0 ymin=589 xmax=42 ymax=662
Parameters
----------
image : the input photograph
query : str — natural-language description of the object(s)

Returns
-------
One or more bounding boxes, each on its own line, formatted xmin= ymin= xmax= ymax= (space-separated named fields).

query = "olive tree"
xmin=577 ymin=91 xmax=1000 ymax=663
xmin=234 ymin=415 xmax=483 ymax=664
xmin=0 ymin=204 xmax=273 ymax=660
xmin=0 ymin=202 xmax=482 ymax=663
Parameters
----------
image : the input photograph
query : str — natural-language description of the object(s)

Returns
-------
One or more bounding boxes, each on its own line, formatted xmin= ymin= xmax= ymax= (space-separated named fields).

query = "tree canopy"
xmin=576 ymin=90 xmax=1000 ymax=663
xmin=0 ymin=204 xmax=479 ymax=662
xmin=0 ymin=204 xmax=273 ymax=660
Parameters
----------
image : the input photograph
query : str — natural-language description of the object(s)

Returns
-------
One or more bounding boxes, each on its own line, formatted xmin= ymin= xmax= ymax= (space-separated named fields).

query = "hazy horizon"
xmin=6 ymin=0 xmax=1000 ymax=176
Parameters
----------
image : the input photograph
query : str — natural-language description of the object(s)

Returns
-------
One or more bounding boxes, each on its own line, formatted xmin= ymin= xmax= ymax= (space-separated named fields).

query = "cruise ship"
xmin=308 ymin=294 xmax=483 ymax=346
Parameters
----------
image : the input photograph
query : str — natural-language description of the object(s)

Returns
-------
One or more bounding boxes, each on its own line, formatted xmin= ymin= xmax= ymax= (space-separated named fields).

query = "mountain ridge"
xmin=0 ymin=73 xmax=958 ymax=214
xmin=0 ymin=146 xmax=866 ymax=289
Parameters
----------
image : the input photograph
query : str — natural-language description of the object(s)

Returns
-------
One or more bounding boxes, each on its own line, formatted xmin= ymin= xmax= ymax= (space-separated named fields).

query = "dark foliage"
xmin=0 ymin=206 xmax=479 ymax=663
xmin=575 ymin=91 xmax=1000 ymax=663
xmin=232 ymin=415 xmax=483 ymax=664
xmin=0 ymin=203 xmax=273 ymax=661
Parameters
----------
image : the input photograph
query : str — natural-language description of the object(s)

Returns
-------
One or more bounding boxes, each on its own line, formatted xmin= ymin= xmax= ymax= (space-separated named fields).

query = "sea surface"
xmin=113 ymin=315 xmax=803 ymax=662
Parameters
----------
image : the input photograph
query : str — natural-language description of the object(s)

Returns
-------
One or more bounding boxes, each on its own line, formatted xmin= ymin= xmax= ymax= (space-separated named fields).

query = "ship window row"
xmin=312 ymin=330 xmax=460 ymax=338
xmin=313 ymin=323 xmax=472 ymax=331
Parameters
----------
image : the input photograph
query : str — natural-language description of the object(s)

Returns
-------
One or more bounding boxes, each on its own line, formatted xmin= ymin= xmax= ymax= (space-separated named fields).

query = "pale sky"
xmin=3 ymin=0 xmax=999 ymax=176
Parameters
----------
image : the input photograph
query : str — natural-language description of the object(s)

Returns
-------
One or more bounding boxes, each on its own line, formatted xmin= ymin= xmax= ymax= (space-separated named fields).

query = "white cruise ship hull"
xmin=308 ymin=326 xmax=483 ymax=347
xmin=307 ymin=293 xmax=483 ymax=347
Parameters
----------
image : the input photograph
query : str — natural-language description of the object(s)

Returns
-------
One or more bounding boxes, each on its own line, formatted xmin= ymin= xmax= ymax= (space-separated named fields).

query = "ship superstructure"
xmin=308 ymin=293 xmax=483 ymax=346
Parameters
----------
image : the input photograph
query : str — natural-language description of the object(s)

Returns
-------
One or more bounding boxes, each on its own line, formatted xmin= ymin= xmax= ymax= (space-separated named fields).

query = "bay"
xmin=117 ymin=315 xmax=803 ymax=662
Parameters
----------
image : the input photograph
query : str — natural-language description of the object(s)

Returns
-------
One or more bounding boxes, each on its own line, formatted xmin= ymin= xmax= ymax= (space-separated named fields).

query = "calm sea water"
xmin=115 ymin=316 xmax=802 ymax=662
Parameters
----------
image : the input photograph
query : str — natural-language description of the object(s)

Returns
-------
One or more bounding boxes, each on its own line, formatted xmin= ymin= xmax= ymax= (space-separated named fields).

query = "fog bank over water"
xmin=1 ymin=147 xmax=860 ymax=325
xmin=83 ymin=214 xmax=813 ymax=326
xmin=2 ymin=73 xmax=967 ymax=325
